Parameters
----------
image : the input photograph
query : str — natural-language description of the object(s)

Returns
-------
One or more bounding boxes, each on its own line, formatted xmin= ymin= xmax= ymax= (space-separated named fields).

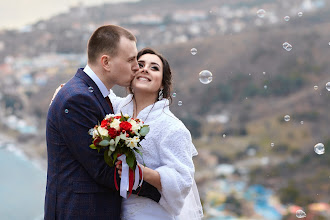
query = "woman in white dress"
xmin=50 ymin=48 xmax=203 ymax=219
xmin=111 ymin=48 xmax=203 ymax=220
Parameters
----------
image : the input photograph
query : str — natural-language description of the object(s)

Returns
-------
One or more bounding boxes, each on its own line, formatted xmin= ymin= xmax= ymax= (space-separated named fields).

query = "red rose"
xmin=100 ymin=119 xmax=108 ymax=128
xmin=119 ymin=121 xmax=132 ymax=132
xmin=93 ymin=137 xmax=102 ymax=146
xmin=114 ymin=116 xmax=121 ymax=119
xmin=108 ymin=127 xmax=118 ymax=139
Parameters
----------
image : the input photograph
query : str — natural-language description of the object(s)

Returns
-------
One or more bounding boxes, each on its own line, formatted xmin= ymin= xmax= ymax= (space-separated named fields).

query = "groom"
xmin=45 ymin=25 xmax=161 ymax=219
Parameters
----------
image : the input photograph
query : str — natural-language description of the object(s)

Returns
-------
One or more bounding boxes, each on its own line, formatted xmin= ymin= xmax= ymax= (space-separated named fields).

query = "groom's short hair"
xmin=87 ymin=25 xmax=136 ymax=64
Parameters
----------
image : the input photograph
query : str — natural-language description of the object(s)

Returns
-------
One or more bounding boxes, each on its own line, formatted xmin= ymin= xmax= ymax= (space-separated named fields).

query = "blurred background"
xmin=0 ymin=0 xmax=329 ymax=219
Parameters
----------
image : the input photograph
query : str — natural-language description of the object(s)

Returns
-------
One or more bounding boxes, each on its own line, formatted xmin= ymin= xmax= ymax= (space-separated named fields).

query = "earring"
xmin=158 ymin=88 xmax=163 ymax=101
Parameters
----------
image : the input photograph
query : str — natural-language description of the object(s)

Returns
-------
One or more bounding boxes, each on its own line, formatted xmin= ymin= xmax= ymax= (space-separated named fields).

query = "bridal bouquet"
xmin=89 ymin=112 xmax=149 ymax=198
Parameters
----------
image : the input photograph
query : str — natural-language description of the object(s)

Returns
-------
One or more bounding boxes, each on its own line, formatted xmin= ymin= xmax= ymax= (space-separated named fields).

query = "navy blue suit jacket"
xmin=45 ymin=68 xmax=160 ymax=219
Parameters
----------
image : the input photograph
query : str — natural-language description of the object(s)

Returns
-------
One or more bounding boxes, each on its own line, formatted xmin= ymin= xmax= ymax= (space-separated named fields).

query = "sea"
xmin=0 ymin=140 xmax=46 ymax=220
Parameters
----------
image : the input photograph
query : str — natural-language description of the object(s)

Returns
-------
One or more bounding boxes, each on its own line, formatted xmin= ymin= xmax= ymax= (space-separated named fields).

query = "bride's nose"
xmin=140 ymin=66 xmax=149 ymax=74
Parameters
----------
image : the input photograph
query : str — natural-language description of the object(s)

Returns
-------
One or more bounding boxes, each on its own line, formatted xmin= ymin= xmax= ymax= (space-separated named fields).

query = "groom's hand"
xmin=115 ymin=161 xmax=122 ymax=178
xmin=50 ymin=83 xmax=65 ymax=106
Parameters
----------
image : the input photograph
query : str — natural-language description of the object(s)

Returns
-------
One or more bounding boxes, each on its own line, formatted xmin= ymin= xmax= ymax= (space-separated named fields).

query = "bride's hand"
xmin=115 ymin=160 xmax=122 ymax=178
xmin=50 ymin=83 xmax=65 ymax=106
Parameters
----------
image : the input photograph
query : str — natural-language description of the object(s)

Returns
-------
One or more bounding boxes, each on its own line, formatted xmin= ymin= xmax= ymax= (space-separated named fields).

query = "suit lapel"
xmin=75 ymin=68 xmax=113 ymax=114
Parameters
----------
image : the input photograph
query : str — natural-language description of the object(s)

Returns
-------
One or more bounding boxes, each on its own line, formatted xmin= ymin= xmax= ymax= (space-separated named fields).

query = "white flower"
xmin=92 ymin=128 xmax=98 ymax=139
xmin=105 ymin=114 xmax=115 ymax=119
xmin=124 ymin=114 xmax=129 ymax=118
xmin=129 ymin=119 xmax=141 ymax=134
xmin=120 ymin=132 xmax=128 ymax=141
xmin=110 ymin=119 xmax=120 ymax=130
xmin=97 ymin=127 xmax=109 ymax=137
xmin=125 ymin=136 xmax=140 ymax=149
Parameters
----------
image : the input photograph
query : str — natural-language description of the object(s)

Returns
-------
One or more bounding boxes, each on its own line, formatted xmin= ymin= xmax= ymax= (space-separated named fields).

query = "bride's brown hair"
xmin=129 ymin=48 xmax=173 ymax=104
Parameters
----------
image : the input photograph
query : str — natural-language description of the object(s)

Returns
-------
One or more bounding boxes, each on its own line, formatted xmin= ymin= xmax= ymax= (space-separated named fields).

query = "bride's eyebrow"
xmin=138 ymin=59 xmax=160 ymax=67
xmin=150 ymin=62 xmax=160 ymax=67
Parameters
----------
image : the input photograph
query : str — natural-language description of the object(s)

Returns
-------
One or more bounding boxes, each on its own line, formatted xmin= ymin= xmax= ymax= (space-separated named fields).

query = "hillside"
xmin=0 ymin=0 xmax=329 ymax=218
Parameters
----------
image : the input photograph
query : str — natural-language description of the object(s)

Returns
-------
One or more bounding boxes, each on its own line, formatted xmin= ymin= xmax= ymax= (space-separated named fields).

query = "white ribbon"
xmin=117 ymin=155 xmax=144 ymax=199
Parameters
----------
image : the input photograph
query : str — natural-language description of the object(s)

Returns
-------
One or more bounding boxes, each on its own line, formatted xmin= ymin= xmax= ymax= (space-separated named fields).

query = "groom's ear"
xmin=101 ymin=55 xmax=111 ymax=71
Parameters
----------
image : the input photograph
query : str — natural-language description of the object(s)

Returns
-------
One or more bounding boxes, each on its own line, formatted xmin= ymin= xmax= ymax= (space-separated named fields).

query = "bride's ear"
xmin=101 ymin=55 xmax=111 ymax=71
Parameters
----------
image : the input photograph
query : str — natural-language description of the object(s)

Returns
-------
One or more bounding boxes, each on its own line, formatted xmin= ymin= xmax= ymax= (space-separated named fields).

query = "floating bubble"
xmin=263 ymin=72 xmax=266 ymax=75
xmin=326 ymin=82 xmax=330 ymax=91
xmin=264 ymin=85 xmax=268 ymax=89
xmin=314 ymin=143 xmax=325 ymax=155
xmin=65 ymin=109 xmax=69 ymax=114
xmin=284 ymin=16 xmax=290 ymax=21
xmin=283 ymin=42 xmax=293 ymax=51
xmin=284 ymin=115 xmax=290 ymax=122
xmin=271 ymin=143 xmax=274 ymax=147
xmin=257 ymin=9 xmax=266 ymax=18
xmin=88 ymin=86 xmax=94 ymax=93
xmin=314 ymin=86 xmax=318 ymax=90
xmin=223 ymin=134 xmax=226 ymax=138
xmin=199 ymin=70 xmax=213 ymax=84
xmin=298 ymin=12 xmax=303 ymax=17
xmin=172 ymin=92 xmax=177 ymax=98
xmin=178 ymin=101 xmax=183 ymax=106
xmin=296 ymin=210 xmax=306 ymax=218
xmin=191 ymin=48 xmax=197 ymax=55
xmin=300 ymin=121 xmax=304 ymax=125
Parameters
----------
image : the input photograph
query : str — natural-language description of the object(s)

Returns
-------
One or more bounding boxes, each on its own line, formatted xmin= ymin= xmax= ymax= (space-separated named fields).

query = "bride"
xmin=50 ymin=47 xmax=203 ymax=219
xmin=111 ymin=48 xmax=203 ymax=220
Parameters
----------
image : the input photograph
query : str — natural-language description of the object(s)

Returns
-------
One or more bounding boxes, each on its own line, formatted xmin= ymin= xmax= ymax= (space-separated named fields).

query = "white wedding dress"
xmin=109 ymin=91 xmax=203 ymax=220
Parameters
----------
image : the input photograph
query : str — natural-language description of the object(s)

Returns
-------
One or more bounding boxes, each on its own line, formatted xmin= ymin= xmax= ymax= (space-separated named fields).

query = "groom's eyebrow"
xmin=128 ymin=55 xmax=137 ymax=61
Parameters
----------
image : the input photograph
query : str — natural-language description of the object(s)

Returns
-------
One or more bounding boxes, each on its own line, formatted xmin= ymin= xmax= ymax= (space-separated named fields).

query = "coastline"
xmin=0 ymin=133 xmax=47 ymax=172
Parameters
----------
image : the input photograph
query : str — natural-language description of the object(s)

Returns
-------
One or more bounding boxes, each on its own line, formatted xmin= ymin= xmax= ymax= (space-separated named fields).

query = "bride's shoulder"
xmin=160 ymin=110 xmax=187 ymax=132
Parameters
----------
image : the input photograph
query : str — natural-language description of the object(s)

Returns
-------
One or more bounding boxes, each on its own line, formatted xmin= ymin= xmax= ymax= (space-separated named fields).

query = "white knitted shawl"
xmin=110 ymin=91 xmax=197 ymax=216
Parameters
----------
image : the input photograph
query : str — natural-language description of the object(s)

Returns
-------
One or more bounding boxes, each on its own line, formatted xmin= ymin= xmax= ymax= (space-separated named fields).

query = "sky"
xmin=0 ymin=0 xmax=139 ymax=30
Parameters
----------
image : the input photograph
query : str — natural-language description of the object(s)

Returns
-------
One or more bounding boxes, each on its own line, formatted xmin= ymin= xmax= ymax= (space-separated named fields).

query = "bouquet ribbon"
xmin=117 ymin=154 xmax=143 ymax=198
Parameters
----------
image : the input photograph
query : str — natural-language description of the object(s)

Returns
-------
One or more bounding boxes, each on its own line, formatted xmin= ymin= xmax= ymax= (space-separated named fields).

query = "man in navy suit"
xmin=45 ymin=25 xmax=161 ymax=219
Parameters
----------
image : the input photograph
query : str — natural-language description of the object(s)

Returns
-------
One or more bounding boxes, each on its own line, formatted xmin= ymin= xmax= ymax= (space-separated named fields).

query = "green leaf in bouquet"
xmin=99 ymin=139 xmax=110 ymax=147
xmin=104 ymin=149 xmax=114 ymax=167
xmin=103 ymin=136 xmax=111 ymax=142
xmin=120 ymin=111 xmax=125 ymax=121
xmin=89 ymin=144 xmax=97 ymax=149
xmin=134 ymin=147 xmax=143 ymax=157
xmin=139 ymin=125 xmax=150 ymax=136
xmin=113 ymin=148 xmax=121 ymax=162
xmin=126 ymin=150 xmax=136 ymax=169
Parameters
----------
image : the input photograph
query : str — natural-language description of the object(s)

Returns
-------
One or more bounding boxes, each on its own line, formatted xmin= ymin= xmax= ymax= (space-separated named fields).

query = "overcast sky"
xmin=0 ymin=0 xmax=139 ymax=30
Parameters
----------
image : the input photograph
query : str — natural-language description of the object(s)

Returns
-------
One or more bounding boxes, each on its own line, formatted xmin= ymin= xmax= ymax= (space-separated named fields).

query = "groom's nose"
xmin=132 ymin=61 xmax=139 ymax=75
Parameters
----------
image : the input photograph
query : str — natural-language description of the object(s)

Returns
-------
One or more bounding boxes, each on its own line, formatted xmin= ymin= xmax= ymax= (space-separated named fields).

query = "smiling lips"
xmin=136 ymin=76 xmax=151 ymax=82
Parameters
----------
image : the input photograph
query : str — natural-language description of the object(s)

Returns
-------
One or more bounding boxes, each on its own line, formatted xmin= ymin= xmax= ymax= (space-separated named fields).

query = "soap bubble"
xmin=199 ymin=70 xmax=213 ymax=84
xmin=257 ymin=9 xmax=266 ymax=18
xmin=314 ymin=143 xmax=325 ymax=155
xmin=283 ymin=42 xmax=293 ymax=51
xmin=296 ymin=210 xmax=306 ymax=218
xmin=191 ymin=48 xmax=197 ymax=55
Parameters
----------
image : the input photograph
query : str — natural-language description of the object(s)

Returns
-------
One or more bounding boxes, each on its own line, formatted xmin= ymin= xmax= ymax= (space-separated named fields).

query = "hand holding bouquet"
xmin=89 ymin=112 xmax=149 ymax=198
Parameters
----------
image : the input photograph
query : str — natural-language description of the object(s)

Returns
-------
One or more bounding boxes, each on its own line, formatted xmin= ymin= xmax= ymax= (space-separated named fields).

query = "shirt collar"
xmin=83 ymin=65 xmax=110 ymax=98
